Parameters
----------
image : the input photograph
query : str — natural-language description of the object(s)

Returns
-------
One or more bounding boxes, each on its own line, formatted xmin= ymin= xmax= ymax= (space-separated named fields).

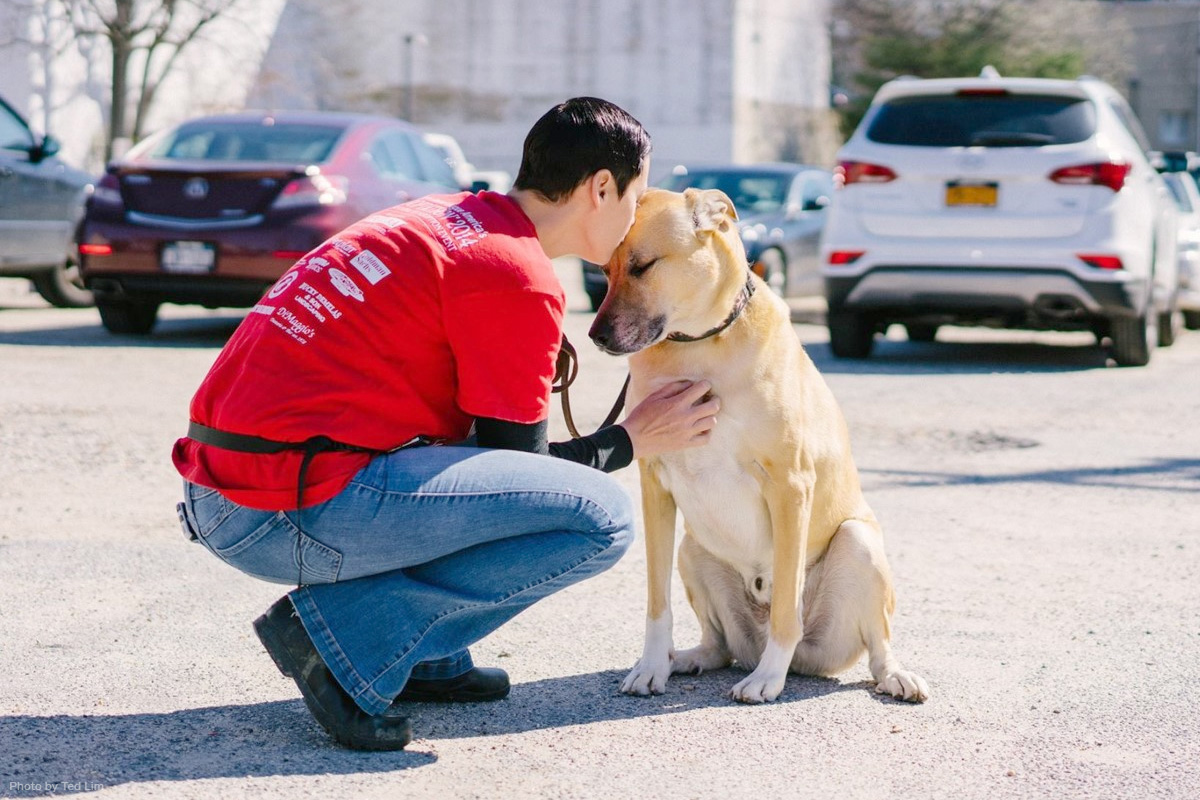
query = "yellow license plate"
xmin=946 ymin=183 xmax=998 ymax=207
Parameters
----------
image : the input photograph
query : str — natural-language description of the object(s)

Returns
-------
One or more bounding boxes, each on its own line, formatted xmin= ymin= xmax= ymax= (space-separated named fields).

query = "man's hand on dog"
xmin=621 ymin=380 xmax=719 ymax=459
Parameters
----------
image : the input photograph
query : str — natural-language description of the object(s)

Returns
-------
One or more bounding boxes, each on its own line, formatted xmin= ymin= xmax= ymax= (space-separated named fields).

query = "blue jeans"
xmin=181 ymin=446 xmax=634 ymax=715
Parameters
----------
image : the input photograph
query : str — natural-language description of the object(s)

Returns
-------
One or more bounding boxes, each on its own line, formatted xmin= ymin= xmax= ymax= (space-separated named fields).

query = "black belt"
xmin=186 ymin=422 xmax=436 ymax=585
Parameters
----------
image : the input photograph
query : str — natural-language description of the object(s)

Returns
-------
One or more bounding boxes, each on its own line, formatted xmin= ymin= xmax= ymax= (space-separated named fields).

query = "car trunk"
xmin=851 ymin=147 xmax=1096 ymax=239
xmin=115 ymin=161 xmax=306 ymax=221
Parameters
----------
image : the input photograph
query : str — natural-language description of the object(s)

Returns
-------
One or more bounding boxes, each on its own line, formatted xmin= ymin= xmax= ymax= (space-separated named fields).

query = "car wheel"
xmin=1184 ymin=310 xmax=1200 ymax=330
xmin=31 ymin=259 xmax=94 ymax=308
xmin=753 ymin=248 xmax=787 ymax=296
xmin=1157 ymin=306 xmax=1181 ymax=347
xmin=828 ymin=311 xmax=875 ymax=358
xmin=97 ymin=297 xmax=160 ymax=335
xmin=905 ymin=323 xmax=939 ymax=343
xmin=1108 ymin=310 xmax=1155 ymax=367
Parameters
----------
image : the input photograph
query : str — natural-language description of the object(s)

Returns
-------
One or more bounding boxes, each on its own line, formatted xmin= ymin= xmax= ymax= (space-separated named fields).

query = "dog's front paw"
xmin=729 ymin=666 xmax=787 ymax=704
xmin=875 ymin=670 xmax=929 ymax=703
xmin=620 ymin=655 xmax=672 ymax=696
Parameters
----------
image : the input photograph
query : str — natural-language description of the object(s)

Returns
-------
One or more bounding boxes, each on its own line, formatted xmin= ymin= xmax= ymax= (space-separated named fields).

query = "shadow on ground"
xmin=861 ymin=457 xmax=1200 ymax=494
xmin=0 ymin=314 xmax=242 ymax=349
xmin=0 ymin=669 xmax=875 ymax=795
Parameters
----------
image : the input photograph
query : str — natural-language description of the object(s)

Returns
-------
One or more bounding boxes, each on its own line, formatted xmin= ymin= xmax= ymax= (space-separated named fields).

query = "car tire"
xmin=1184 ymin=310 xmax=1200 ymax=330
xmin=97 ymin=297 xmax=160 ymax=335
xmin=1108 ymin=310 xmax=1155 ymax=367
xmin=753 ymin=248 xmax=787 ymax=296
xmin=1157 ymin=306 xmax=1181 ymax=347
xmin=31 ymin=259 xmax=94 ymax=308
xmin=905 ymin=323 xmax=939 ymax=343
xmin=828 ymin=311 xmax=875 ymax=358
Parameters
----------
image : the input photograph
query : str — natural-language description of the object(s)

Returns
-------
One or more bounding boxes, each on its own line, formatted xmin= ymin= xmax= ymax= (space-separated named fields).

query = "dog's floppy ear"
xmin=685 ymin=188 xmax=738 ymax=235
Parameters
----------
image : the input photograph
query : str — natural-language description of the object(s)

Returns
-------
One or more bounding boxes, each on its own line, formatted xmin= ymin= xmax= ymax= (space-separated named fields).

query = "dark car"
xmin=581 ymin=162 xmax=834 ymax=311
xmin=0 ymin=95 xmax=94 ymax=307
xmin=78 ymin=110 xmax=460 ymax=333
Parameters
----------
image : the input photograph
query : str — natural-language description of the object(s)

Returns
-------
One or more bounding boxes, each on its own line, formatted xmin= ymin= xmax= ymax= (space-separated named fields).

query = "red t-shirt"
xmin=172 ymin=191 xmax=565 ymax=510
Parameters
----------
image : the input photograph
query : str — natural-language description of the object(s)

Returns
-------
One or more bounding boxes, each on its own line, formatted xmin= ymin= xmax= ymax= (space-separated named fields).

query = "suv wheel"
xmin=31 ymin=259 xmax=94 ymax=308
xmin=1157 ymin=305 xmax=1181 ymax=347
xmin=1108 ymin=310 xmax=1155 ymax=367
xmin=97 ymin=297 xmax=160 ymax=335
xmin=828 ymin=311 xmax=875 ymax=358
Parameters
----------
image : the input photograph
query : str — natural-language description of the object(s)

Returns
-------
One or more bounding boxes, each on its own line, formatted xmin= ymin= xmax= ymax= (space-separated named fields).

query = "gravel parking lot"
xmin=2 ymin=263 xmax=1198 ymax=799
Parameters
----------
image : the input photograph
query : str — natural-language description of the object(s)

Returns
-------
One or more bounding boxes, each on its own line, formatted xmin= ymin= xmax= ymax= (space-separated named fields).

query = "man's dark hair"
xmin=513 ymin=97 xmax=651 ymax=203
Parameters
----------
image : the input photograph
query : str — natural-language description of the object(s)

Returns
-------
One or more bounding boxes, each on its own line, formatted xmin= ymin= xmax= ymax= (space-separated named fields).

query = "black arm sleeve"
xmin=473 ymin=416 xmax=634 ymax=473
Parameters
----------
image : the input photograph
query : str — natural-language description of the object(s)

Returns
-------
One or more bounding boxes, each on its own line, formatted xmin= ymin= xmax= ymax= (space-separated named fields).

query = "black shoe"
xmin=393 ymin=667 xmax=511 ymax=704
xmin=253 ymin=595 xmax=412 ymax=751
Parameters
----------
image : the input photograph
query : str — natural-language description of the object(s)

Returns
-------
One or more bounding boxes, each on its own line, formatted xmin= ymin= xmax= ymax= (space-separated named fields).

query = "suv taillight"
xmin=271 ymin=174 xmax=349 ymax=210
xmin=1049 ymin=162 xmax=1130 ymax=192
xmin=836 ymin=160 xmax=897 ymax=186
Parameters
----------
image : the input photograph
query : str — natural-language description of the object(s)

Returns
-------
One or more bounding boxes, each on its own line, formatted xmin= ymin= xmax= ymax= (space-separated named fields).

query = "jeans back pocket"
xmin=206 ymin=511 xmax=343 ymax=585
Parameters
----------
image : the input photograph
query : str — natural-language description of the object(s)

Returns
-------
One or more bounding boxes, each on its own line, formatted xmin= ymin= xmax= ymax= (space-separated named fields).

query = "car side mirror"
xmin=802 ymin=195 xmax=830 ymax=212
xmin=30 ymin=134 xmax=60 ymax=163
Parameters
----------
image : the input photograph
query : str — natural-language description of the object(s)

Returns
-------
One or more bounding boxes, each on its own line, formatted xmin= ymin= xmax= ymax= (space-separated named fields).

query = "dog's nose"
xmin=589 ymin=315 xmax=614 ymax=349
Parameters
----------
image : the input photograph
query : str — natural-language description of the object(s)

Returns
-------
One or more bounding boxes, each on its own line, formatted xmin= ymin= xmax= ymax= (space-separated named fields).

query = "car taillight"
xmin=271 ymin=174 xmax=349 ymax=210
xmin=836 ymin=161 xmax=897 ymax=186
xmin=828 ymin=250 xmax=866 ymax=265
xmin=1078 ymin=253 xmax=1124 ymax=270
xmin=79 ymin=243 xmax=113 ymax=256
xmin=91 ymin=173 xmax=123 ymax=207
xmin=1049 ymin=162 xmax=1131 ymax=192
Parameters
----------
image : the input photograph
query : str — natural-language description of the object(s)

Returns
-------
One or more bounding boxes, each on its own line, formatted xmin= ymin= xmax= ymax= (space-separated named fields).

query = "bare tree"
xmin=0 ymin=1 xmax=80 ymax=134
xmin=61 ymin=0 xmax=243 ymax=158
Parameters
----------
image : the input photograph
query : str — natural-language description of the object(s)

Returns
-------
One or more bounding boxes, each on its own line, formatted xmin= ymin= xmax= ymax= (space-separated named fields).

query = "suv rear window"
xmin=866 ymin=94 xmax=1096 ymax=148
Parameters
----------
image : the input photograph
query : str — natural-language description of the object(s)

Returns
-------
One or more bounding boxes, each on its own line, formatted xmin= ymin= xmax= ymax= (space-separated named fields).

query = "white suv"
xmin=821 ymin=70 xmax=1180 ymax=366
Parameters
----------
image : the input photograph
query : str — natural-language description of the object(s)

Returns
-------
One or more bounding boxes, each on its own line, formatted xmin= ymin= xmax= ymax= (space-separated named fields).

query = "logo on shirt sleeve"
xmin=328 ymin=268 xmax=365 ymax=301
xmin=350 ymin=250 xmax=391 ymax=285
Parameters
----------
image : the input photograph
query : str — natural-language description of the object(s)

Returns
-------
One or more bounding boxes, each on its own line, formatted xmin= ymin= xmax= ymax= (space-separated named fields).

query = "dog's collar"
xmin=666 ymin=272 xmax=757 ymax=343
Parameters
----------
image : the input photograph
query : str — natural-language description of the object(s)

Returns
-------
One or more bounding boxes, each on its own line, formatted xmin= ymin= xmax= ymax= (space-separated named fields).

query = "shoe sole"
xmin=253 ymin=613 xmax=412 ymax=751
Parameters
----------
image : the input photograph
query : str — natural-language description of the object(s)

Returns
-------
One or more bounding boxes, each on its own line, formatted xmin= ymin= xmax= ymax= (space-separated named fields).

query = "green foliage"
xmin=838 ymin=1 xmax=1089 ymax=138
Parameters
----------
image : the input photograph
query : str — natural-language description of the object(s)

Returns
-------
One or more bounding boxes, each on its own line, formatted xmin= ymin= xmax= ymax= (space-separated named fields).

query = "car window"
xmin=410 ymin=134 xmax=460 ymax=188
xmin=866 ymin=93 xmax=1096 ymax=147
xmin=375 ymin=131 xmax=422 ymax=180
xmin=1164 ymin=174 xmax=1195 ymax=213
xmin=0 ymin=102 xmax=34 ymax=152
xmin=1107 ymin=98 xmax=1154 ymax=154
xmin=145 ymin=122 xmax=345 ymax=162
xmin=662 ymin=171 xmax=791 ymax=214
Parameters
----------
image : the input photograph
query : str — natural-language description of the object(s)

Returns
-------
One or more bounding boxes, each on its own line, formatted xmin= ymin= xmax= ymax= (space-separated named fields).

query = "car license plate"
xmin=161 ymin=241 xmax=216 ymax=273
xmin=945 ymin=183 xmax=998 ymax=207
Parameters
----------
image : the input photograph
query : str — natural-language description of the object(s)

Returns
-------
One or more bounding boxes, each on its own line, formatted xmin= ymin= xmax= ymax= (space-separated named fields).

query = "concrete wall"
xmin=1102 ymin=0 xmax=1200 ymax=152
xmin=249 ymin=0 xmax=836 ymax=178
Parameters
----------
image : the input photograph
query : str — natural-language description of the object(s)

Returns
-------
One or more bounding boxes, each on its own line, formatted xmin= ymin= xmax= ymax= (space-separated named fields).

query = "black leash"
xmin=553 ymin=335 xmax=629 ymax=439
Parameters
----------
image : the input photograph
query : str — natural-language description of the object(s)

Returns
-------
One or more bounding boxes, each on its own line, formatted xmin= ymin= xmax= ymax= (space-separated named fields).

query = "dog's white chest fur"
xmin=650 ymin=410 xmax=774 ymax=582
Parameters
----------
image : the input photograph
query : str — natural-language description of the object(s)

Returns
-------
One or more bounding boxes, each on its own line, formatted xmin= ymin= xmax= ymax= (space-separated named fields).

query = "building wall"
xmin=249 ymin=0 xmax=836 ymax=177
xmin=732 ymin=0 xmax=839 ymax=165
xmin=1102 ymin=1 xmax=1200 ymax=152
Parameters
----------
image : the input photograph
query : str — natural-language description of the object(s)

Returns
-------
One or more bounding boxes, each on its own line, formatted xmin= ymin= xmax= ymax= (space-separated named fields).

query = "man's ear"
xmin=590 ymin=169 xmax=615 ymax=206
xmin=685 ymin=188 xmax=738 ymax=234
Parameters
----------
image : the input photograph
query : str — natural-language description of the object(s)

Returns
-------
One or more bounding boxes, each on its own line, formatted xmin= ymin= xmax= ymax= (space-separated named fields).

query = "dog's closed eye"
xmin=628 ymin=257 xmax=659 ymax=278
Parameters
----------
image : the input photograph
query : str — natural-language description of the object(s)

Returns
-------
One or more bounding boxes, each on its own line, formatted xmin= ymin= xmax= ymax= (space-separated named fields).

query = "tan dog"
xmin=589 ymin=188 xmax=928 ymax=704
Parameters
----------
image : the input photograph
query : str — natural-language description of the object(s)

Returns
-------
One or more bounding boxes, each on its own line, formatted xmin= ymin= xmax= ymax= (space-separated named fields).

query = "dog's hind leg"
xmin=671 ymin=533 xmax=754 ymax=675
xmin=790 ymin=519 xmax=929 ymax=702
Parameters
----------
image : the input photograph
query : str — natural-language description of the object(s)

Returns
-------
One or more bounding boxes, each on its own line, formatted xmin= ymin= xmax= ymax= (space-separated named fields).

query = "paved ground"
xmin=1 ymin=264 xmax=1198 ymax=799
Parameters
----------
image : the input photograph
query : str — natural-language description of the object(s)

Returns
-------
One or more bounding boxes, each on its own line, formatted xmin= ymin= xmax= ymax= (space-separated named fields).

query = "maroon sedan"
xmin=78 ymin=110 xmax=461 ymax=333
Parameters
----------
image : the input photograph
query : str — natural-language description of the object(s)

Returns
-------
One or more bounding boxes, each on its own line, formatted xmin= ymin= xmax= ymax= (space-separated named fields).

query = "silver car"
xmin=0 ymin=96 xmax=93 ymax=307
